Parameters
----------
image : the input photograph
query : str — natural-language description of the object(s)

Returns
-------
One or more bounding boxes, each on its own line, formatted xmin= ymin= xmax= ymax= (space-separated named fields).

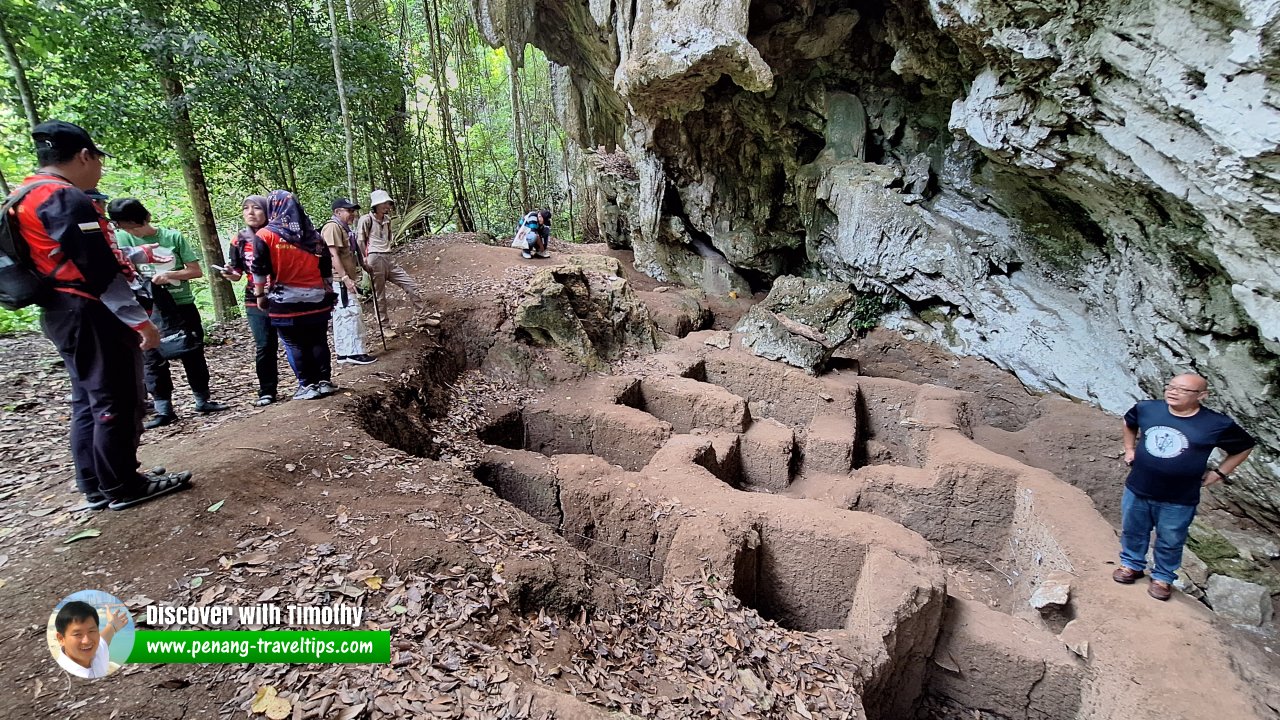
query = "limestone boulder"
xmin=735 ymin=306 xmax=831 ymax=374
xmin=1205 ymin=574 xmax=1274 ymax=626
xmin=734 ymin=276 xmax=866 ymax=373
xmin=514 ymin=255 xmax=659 ymax=369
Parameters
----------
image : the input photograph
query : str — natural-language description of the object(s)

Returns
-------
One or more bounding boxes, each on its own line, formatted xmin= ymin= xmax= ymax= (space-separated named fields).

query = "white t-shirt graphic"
xmin=1143 ymin=426 xmax=1189 ymax=459
xmin=57 ymin=637 xmax=110 ymax=678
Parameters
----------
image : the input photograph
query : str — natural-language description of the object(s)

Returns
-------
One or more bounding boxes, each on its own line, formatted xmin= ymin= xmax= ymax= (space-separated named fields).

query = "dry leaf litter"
xmin=147 ymin=520 xmax=866 ymax=720
xmin=2 ymin=266 xmax=871 ymax=719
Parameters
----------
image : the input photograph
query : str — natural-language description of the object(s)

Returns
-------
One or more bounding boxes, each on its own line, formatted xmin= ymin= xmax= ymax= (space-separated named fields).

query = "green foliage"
xmin=0 ymin=306 xmax=38 ymax=335
xmin=1 ymin=0 xmax=576 ymax=246
xmin=851 ymin=293 xmax=899 ymax=332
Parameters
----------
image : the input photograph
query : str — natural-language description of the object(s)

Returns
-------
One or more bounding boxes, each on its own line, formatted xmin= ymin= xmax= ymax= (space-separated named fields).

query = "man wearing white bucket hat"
xmin=356 ymin=190 xmax=438 ymax=335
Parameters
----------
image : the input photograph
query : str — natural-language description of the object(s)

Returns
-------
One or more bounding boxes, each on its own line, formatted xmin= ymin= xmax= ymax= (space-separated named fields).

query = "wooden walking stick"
xmin=368 ymin=274 xmax=388 ymax=352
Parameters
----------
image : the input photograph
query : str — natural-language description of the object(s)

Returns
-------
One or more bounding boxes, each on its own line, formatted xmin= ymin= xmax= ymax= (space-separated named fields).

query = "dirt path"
xmin=0 ymin=237 xmax=1276 ymax=719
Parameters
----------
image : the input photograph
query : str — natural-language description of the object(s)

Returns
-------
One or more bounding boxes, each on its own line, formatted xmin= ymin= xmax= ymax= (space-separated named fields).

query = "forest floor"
xmin=0 ymin=236 xmax=1276 ymax=719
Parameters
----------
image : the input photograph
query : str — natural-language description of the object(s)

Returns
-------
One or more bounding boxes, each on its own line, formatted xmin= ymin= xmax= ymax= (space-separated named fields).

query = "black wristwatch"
xmin=1212 ymin=468 xmax=1231 ymax=483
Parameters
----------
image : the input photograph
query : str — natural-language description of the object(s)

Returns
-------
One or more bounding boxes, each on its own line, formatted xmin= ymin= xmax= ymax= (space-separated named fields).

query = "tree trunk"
xmin=0 ymin=16 xmax=40 ymax=129
xmin=326 ymin=0 xmax=357 ymax=200
xmin=423 ymin=0 xmax=474 ymax=231
xmin=0 ymin=165 xmax=10 ymax=195
xmin=281 ymin=132 xmax=299 ymax=193
xmin=159 ymin=64 xmax=238 ymax=321
xmin=272 ymin=147 xmax=288 ymax=189
xmin=562 ymin=138 xmax=576 ymax=242
xmin=363 ymin=128 xmax=375 ymax=195
xmin=509 ymin=52 xmax=530 ymax=211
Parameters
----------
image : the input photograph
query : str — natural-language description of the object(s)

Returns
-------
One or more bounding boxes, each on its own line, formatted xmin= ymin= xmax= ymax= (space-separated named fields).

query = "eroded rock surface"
xmin=513 ymin=254 xmax=659 ymax=368
xmin=1206 ymin=574 xmax=1275 ymax=626
xmin=470 ymin=330 xmax=1269 ymax=719
xmin=474 ymin=0 xmax=1280 ymax=530
xmin=735 ymin=275 xmax=867 ymax=373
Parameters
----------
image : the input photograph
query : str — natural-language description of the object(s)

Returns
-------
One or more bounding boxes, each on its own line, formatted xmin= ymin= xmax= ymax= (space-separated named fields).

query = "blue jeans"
xmin=246 ymin=307 xmax=279 ymax=398
xmin=271 ymin=313 xmax=332 ymax=388
xmin=1119 ymin=487 xmax=1197 ymax=583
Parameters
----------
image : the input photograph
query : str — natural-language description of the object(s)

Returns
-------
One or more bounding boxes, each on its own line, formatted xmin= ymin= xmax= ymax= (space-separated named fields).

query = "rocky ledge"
xmin=473 ymin=0 xmax=1280 ymax=530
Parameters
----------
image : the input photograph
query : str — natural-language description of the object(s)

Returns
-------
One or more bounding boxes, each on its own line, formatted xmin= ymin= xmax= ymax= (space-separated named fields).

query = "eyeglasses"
xmin=1164 ymin=384 xmax=1206 ymax=394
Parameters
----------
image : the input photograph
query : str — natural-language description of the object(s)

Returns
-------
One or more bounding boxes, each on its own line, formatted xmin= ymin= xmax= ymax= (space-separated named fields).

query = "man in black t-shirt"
xmin=1114 ymin=373 xmax=1255 ymax=600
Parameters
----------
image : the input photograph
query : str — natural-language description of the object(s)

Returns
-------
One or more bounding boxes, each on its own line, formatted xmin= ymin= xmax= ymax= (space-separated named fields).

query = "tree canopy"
xmin=0 ymin=0 xmax=568 ymax=326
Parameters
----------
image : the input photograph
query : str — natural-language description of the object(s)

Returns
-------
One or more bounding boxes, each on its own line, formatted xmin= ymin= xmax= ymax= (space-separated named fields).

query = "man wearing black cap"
xmin=9 ymin=120 xmax=192 ymax=511
xmin=321 ymin=198 xmax=375 ymax=364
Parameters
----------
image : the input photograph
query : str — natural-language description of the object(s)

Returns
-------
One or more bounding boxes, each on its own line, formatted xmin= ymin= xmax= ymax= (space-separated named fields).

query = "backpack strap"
xmin=3 ymin=179 xmax=71 ymax=253
xmin=4 ymin=179 xmax=87 ymax=282
xmin=3 ymin=179 xmax=68 ymax=212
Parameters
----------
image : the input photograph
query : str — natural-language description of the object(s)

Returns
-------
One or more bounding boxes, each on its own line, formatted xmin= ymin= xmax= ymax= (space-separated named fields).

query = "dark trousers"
xmin=273 ymin=313 xmax=331 ymax=388
xmin=246 ymin=306 xmax=279 ymax=397
xmin=144 ymin=301 xmax=211 ymax=403
xmin=40 ymin=292 xmax=145 ymax=502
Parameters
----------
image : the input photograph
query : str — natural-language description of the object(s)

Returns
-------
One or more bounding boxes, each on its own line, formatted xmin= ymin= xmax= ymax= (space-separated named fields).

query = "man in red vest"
xmin=13 ymin=120 xmax=192 ymax=511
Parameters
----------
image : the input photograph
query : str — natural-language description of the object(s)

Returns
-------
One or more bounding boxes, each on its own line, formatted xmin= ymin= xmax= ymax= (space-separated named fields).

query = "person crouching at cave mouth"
xmin=222 ymin=195 xmax=280 ymax=406
xmin=249 ymin=190 xmax=338 ymax=401
xmin=109 ymin=198 xmax=231 ymax=428
xmin=1114 ymin=373 xmax=1255 ymax=600
xmin=513 ymin=209 xmax=550 ymax=259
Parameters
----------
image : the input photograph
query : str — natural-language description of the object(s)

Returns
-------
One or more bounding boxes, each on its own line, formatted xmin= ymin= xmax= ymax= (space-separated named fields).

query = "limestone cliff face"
xmin=475 ymin=0 xmax=1280 ymax=528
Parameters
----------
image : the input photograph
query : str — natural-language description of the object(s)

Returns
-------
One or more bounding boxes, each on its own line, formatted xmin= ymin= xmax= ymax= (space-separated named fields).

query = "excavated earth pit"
xmin=358 ymin=301 xmax=1269 ymax=719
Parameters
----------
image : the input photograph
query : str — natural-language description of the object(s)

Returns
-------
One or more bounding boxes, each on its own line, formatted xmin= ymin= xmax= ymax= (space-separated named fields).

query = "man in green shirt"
xmin=108 ymin=198 xmax=229 ymax=427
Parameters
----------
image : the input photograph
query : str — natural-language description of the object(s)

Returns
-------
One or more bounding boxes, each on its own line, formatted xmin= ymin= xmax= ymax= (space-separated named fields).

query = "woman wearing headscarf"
xmin=222 ymin=195 xmax=279 ymax=406
xmin=249 ymin=190 xmax=337 ymax=401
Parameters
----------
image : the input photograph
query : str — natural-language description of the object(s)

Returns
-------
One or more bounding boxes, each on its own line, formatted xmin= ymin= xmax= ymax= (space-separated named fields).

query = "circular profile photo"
xmin=46 ymin=590 xmax=135 ymax=679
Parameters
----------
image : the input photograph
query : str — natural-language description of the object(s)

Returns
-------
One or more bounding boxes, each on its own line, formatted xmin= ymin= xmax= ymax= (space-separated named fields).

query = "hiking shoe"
xmin=108 ymin=472 xmax=192 ymax=511
xmin=1112 ymin=567 xmax=1144 ymax=584
xmin=194 ymin=396 xmax=230 ymax=413
xmin=338 ymin=354 xmax=377 ymax=365
xmin=1148 ymin=580 xmax=1173 ymax=601
xmin=254 ymin=394 xmax=275 ymax=407
xmin=293 ymin=385 xmax=322 ymax=401
xmin=536 ymin=250 xmax=552 ymax=258
xmin=317 ymin=380 xmax=340 ymax=396
xmin=521 ymin=251 xmax=533 ymax=259
xmin=144 ymin=413 xmax=178 ymax=430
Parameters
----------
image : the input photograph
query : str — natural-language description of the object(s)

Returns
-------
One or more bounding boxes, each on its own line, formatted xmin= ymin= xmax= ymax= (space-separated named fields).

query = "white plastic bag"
xmin=511 ymin=227 xmax=530 ymax=250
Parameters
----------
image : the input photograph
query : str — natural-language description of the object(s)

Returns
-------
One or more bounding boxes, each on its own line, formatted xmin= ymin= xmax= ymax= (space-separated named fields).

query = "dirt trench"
xmin=4 ymin=240 xmax=1272 ymax=719
xmin=342 ymin=242 xmax=1275 ymax=720
xmin=347 ymin=312 xmax=1239 ymax=720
